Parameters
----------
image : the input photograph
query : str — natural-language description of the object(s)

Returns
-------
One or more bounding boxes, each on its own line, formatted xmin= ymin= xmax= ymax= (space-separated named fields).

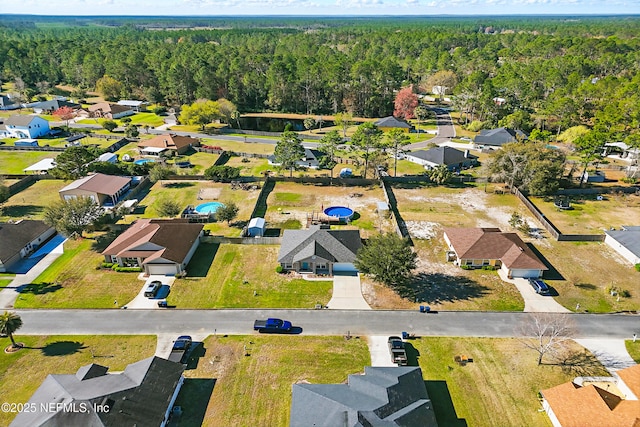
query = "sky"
xmin=0 ymin=0 xmax=639 ymax=16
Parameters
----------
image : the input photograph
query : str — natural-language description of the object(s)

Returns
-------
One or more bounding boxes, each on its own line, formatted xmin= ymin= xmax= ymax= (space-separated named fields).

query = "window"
xmin=482 ymin=259 xmax=490 ymax=266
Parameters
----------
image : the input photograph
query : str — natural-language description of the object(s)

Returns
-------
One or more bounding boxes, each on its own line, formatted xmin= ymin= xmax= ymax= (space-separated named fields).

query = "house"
xmin=278 ymin=225 xmax=362 ymax=275
xmin=405 ymin=146 xmax=478 ymax=171
xmin=102 ymin=218 xmax=204 ymax=276
xmin=0 ymin=94 xmax=20 ymax=110
xmin=374 ymin=116 xmax=412 ymax=133
xmin=290 ymin=366 xmax=438 ymax=427
xmin=247 ymin=217 xmax=266 ymax=237
xmin=268 ymin=148 xmax=324 ymax=169
xmin=0 ymin=220 xmax=56 ymax=273
xmin=474 ymin=127 xmax=527 ymax=147
xmin=84 ymin=102 xmax=134 ymax=120
xmin=10 ymin=356 xmax=185 ymax=427
xmin=604 ymin=226 xmax=640 ymax=266
xmin=443 ymin=227 xmax=548 ymax=278
xmin=138 ymin=134 xmax=200 ymax=156
xmin=540 ymin=364 xmax=640 ymax=427
xmin=117 ymin=99 xmax=148 ymax=112
xmin=59 ymin=173 xmax=131 ymax=207
xmin=603 ymin=142 xmax=640 ymax=161
xmin=31 ymin=99 xmax=80 ymax=114
xmin=3 ymin=115 xmax=50 ymax=138
xmin=23 ymin=158 xmax=57 ymax=174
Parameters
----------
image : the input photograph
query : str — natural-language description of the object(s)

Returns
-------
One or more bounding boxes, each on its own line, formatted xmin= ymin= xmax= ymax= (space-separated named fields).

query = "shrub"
xmin=101 ymin=262 xmax=115 ymax=268
xmin=275 ymin=265 xmax=284 ymax=274
xmin=465 ymin=120 xmax=485 ymax=132
xmin=635 ymin=264 xmax=640 ymax=272
xmin=112 ymin=266 xmax=143 ymax=273
xmin=481 ymin=265 xmax=496 ymax=271
xmin=204 ymin=165 xmax=241 ymax=182
xmin=460 ymin=265 xmax=471 ymax=270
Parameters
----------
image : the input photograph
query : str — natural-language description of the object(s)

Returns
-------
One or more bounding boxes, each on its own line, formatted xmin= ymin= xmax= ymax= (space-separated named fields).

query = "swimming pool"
xmin=134 ymin=159 xmax=156 ymax=165
xmin=195 ymin=202 xmax=224 ymax=214
xmin=324 ymin=206 xmax=355 ymax=221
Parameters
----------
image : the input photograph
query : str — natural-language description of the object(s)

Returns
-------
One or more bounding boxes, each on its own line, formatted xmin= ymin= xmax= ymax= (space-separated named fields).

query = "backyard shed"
xmin=248 ymin=217 xmax=266 ymax=237
xmin=376 ymin=201 xmax=390 ymax=217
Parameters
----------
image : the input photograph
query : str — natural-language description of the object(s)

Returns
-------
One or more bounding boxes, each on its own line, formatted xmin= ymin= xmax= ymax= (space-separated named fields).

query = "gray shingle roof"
xmin=278 ymin=226 xmax=362 ymax=264
xmin=32 ymin=100 xmax=80 ymax=111
xmin=474 ymin=127 xmax=527 ymax=146
xmin=290 ymin=366 xmax=438 ymax=427
xmin=605 ymin=228 xmax=640 ymax=258
xmin=374 ymin=116 xmax=412 ymax=129
xmin=0 ymin=220 xmax=53 ymax=263
xmin=408 ymin=146 xmax=477 ymax=166
xmin=5 ymin=115 xmax=42 ymax=126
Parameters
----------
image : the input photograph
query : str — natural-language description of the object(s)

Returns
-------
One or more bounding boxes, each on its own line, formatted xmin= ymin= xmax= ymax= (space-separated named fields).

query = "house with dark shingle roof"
xmin=374 ymin=116 xmax=412 ymax=133
xmin=540 ymin=364 xmax=640 ymax=427
xmin=10 ymin=356 xmax=185 ymax=427
xmin=4 ymin=115 xmax=50 ymax=138
xmin=405 ymin=146 xmax=478 ymax=171
xmin=604 ymin=225 xmax=640 ymax=266
xmin=278 ymin=225 xmax=362 ymax=275
xmin=444 ymin=227 xmax=547 ymax=278
xmin=82 ymin=102 xmax=134 ymax=120
xmin=59 ymin=173 xmax=131 ymax=207
xmin=290 ymin=366 xmax=438 ymax=427
xmin=138 ymin=134 xmax=200 ymax=156
xmin=473 ymin=127 xmax=527 ymax=147
xmin=0 ymin=94 xmax=20 ymax=110
xmin=0 ymin=220 xmax=56 ymax=273
xmin=102 ymin=219 xmax=204 ymax=276
xmin=31 ymin=99 xmax=81 ymax=114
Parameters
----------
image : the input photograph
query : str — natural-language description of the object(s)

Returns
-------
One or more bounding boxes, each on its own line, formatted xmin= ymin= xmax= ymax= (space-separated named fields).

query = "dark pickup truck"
xmin=168 ymin=335 xmax=192 ymax=364
xmin=388 ymin=336 xmax=408 ymax=366
xmin=253 ymin=318 xmax=292 ymax=333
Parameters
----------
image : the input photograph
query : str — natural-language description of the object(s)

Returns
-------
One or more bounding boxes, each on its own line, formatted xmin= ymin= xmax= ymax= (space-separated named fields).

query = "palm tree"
xmin=0 ymin=311 xmax=23 ymax=349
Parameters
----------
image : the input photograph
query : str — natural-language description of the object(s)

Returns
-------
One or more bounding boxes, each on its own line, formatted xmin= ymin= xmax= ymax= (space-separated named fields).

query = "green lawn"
xmin=0 ymin=335 xmax=156 ymax=426
xmin=201 ymin=138 xmax=275 ymax=155
xmin=179 ymin=335 xmax=369 ymax=426
xmin=169 ymin=244 xmax=332 ymax=308
xmin=0 ymin=279 xmax=13 ymax=288
xmin=13 ymin=237 xmax=143 ymax=309
xmin=0 ymin=179 xmax=67 ymax=222
xmin=394 ymin=159 xmax=427 ymax=176
xmin=626 ymin=340 xmax=640 ymax=363
xmin=0 ymin=151 xmax=59 ymax=174
xmin=77 ymin=112 xmax=165 ymax=128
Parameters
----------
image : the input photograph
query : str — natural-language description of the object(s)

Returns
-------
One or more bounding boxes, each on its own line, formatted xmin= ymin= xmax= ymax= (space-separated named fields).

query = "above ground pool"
xmin=195 ymin=202 xmax=224 ymax=214
xmin=134 ymin=158 xmax=155 ymax=165
xmin=324 ymin=206 xmax=355 ymax=221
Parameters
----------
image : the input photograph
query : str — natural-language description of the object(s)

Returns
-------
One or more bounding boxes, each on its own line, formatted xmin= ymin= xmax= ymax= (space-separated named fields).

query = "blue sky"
xmin=1 ymin=0 xmax=638 ymax=16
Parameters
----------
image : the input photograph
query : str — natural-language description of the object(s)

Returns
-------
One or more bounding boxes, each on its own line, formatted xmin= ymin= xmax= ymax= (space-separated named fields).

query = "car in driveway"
xmin=529 ymin=278 xmax=551 ymax=295
xmin=144 ymin=280 xmax=162 ymax=298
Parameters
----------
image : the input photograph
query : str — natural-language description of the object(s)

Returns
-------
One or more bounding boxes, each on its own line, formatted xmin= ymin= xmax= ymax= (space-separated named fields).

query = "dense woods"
xmin=2 ymin=15 xmax=640 ymax=143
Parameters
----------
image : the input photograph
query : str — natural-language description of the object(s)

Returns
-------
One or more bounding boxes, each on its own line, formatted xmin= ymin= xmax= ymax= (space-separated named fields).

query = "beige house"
xmin=137 ymin=134 xmax=200 ymax=156
xmin=59 ymin=173 xmax=131 ymax=207
xmin=80 ymin=102 xmax=134 ymax=120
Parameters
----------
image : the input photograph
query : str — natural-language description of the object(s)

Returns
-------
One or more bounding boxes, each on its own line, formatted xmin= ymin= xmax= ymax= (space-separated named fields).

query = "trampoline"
xmin=324 ymin=206 xmax=355 ymax=221
xmin=195 ymin=202 xmax=224 ymax=214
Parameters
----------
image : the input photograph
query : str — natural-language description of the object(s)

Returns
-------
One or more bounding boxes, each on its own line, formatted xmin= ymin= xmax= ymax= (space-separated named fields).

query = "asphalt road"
xmin=15 ymin=309 xmax=639 ymax=339
xmin=406 ymin=106 xmax=456 ymax=150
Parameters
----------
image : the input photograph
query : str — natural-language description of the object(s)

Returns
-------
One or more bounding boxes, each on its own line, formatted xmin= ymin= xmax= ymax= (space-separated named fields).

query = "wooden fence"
xmin=380 ymin=178 xmax=413 ymax=243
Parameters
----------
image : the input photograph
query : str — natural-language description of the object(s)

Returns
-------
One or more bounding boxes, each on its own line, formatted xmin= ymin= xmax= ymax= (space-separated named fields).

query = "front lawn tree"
xmin=52 ymin=105 xmax=76 ymax=128
xmin=0 ymin=311 xmax=23 ymax=350
xmin=393 ymin=86 xmax=419 ymax=120
xmin=102 ymin=120 xmax=117 ymax=132
xmin=274 ymin=130 xmax=305 ymax=177
xmin=355 ymin=233 xmax=417 ymax=287
xmin=43 ymin=197 xmax=104 ymax=238
xmin=427 ymin=164 xmax=453 ymax=185
xmin=385 ymin=128 xmax=410 ymax=177
xmin=216 ymin=201 xmax=239 ymax=225
xmin=50 ymin=145 xmax=102 ymax=180
xmin=350 ymin=122 xmax=383 ymax=179
xmin=517 ymin=313 xmax=575 ymax=365
xmin=413 ymin=105 xmax=430 ymax=133
xmin=317 ymin=130 xmax=343 ymax=181
xmin=179 ymin=99 xmax=220 ymax=131
xmin=334 ymin=112 xmax=354 ymax=137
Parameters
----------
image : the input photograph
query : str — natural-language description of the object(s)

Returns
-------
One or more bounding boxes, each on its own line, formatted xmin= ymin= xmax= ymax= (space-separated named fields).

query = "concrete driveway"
xmin=327 ymin=273 xmax=371 ymax=310
xmin=155 ymin=333 xmax=210 ymax=358
xmin=498 ymin=270 xmax=570 ymax=313
xmin=368 ymin=335 xmax=397 ymax=367
xmin=124 ymin=275 xmax=175 ymax=309
xmin=576 ymin=339 xmax=637 ymax=373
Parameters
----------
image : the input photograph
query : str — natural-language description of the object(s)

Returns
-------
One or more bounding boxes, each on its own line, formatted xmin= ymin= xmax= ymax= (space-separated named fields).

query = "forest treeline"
xmin=1 ymin=15 xmax=640 ymax=140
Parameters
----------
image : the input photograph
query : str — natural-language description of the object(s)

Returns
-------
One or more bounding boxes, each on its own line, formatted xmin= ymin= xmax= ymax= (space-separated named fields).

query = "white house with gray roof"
xmin=3 ymin=115 xmax=50 ymax=138
xmin=290 ymin=366 xmax=438 ymax=427
xmin=604 ymin=226 xmax=640 ymax=266
xmin=278 ymin=225 xmax=362 ymax=275
xmin=405 ymin=146 xmax=478 ymax=171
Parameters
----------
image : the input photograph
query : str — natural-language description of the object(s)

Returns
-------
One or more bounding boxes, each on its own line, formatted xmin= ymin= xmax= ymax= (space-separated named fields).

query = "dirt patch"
xmin=198 ymin=188 xmax=222 ymax=200
xmin=405 ymin=221 xmax=440 ymax=239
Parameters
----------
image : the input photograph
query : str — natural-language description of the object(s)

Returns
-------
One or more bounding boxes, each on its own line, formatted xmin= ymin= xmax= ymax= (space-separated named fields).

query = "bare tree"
xmin=516 ymin=313 xmax=575 ymax=365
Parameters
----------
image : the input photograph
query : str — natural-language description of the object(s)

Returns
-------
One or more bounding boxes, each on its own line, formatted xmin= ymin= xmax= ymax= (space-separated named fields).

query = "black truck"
xmin=388 ymin=336 xmax=408 ymax=366
xmin=168 ymin=335 xmax=192 ymax=364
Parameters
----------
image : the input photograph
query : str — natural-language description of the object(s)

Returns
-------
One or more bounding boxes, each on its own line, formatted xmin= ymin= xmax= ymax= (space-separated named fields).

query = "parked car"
xmin=388 ymin=336 xmax=408 ymax=366
xmin=168 ymin=335 xmax=192 ymax=364
xmin=144 ymin=280 xmax=162 ymax=298
xmin=529 ymin=278 xmax=551 ymax=295
xmin=254 ymin=318 xmax=292 ymax=333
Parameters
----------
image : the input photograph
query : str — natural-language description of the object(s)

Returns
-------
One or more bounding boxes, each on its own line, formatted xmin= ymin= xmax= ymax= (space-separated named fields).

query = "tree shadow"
xmin=573 ymin=283 xmax=597 ymax=290
xmin=91 ymin=232 xmax=119 ymax=252
xmin=184 ymin=342 xmax=206 ymax=370
xmin=395 ymin=273 xmax=489 ymax=304
xmin=171 ymin=378 xmax=216 ymax=427
xmin=2 ymin=204 xmax=43 ymax=218
xmin=17 ymin=282 xmax=63 ymax=295
xmin=424 ymin=380 xmax=467 ymax=427
xmin=40 ymin=340 xmax=87 ymax=356
xmin=526 ymin=243 xmax=564 ymax=281
xmin=263 ymin=228 xmax=281 ymax=237
xmin=164 ymin=182 xmax=195 ymax=189
xmin=184 ymin=243 xmax=219 ymax=277
xmin=552 ymin=349 xmax=606 ymax=376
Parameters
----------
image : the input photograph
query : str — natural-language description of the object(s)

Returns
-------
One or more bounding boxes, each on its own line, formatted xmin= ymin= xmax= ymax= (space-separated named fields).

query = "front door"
xmin=302 ymin=262 xmax=309 ymax=271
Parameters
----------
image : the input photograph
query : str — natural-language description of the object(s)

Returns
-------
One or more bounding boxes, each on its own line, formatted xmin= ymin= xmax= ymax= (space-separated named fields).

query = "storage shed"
xmin=248 ymin=217 xmax=266 ymax=237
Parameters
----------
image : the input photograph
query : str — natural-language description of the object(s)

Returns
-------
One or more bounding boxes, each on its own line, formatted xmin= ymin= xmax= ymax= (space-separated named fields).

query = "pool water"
xmin=134 ymin=159 xmax=155 ymax=165
xmin=195 ymin=202 xmax=224 ymax=214
xmin=324 ymin=206 xmax=355 ymax=220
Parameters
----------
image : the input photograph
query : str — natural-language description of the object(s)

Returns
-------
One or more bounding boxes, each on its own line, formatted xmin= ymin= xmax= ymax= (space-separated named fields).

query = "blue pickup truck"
xmin=253 ymin=318 xmax=292 ymax=333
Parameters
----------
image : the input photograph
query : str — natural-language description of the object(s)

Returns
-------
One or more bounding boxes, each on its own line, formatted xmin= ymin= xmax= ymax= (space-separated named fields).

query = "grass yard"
xmin=77 ymin=112 xmax=165 ymax=128
xmin=626 ymin=340 xmax=640 ymax=363
xmin=176 ymin=335 xmax=369 ymax=426
xmin=0 ymin=279 xmax=13 ymax=288
xmin=171 ymin=151 xmax=219 ymax=175
xmin=0 ymin=151 xmax=59 ymax=174
xmin=0 ymin=334 xmax=156 ymax=426
xmin=13 ymin=237 xmax=143 ymax=308
xmin=169 ymin=244 xmax=332 ymax=308
xmin=0 ymin=179 xmax=67 ymax=222
xmin=393 ymin=159 xmax=428 ymax=176
xmin=201 ymin=138 xmax=275 ymax=155
xmin=414 ymin=337 xmax=608 ymax=427
xmin=529 ymin=193 xmax=640 ymax=234
xmin=224 ymin=155 xmax=271 ymax=176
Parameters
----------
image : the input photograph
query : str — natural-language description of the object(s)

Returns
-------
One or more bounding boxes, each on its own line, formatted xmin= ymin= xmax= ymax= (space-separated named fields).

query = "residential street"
xmin=406 ymin=107 xmax=456 ymax=150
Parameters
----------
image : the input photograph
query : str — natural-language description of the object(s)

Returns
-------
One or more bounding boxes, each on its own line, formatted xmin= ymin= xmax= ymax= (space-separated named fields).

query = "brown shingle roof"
xmin=59 ymin=173 xmax=131 ymax=196
xmin=138 ymin=134 xmax=199 ymax=151
xmin=444 ymin=227 xmax=547 ymax=270
xmin=88 ymin=102 xmax=132 ymax=115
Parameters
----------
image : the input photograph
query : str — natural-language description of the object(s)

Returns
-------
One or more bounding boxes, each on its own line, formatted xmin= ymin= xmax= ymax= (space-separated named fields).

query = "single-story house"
xmin=0 ymin=94 xmax=20 ymax=110
xmin=444 ymin=227 xmax=548 ymax=278
xmin=59 ymin=173 xmax=131 ymax=207
xmin=278 ymin=225 xmax=362 ymax=275
xmin=0 ymin=220 xmax=56 ymax=273
xmin=117 ymin=99 xmax=148 ymax=112
xmin=31 ymin=99 xmax=81 ymax=114
xmin=474 ymin=127 xmax=527 ymax=147
xmin=83 ymin=102 xmax=135 ymax=120
xmin=603 ymin=142 xmax=640 ymax=160
xmin=137 ymin=134 xmax=200 ymax=156
xmin=374 ymin=116 xmax=412 ymax=133
xmin=10 ymin=356 xmax=185 ymax=427
xmin=268 ymin=148 xmax=324 ymax=169
xmin=405 ymin=146 xmax=478 ymax=171
xmin=3 ymin=115 xmax=50 ymax=139
xmin=23 ymin=158 xmax=57 ymax=174
xmin=247 ymin=217 xmax=266 ymax=237
xmin=604 ymin=226 xmax=640 ymax=266
xmin=540 ymin=364 xmax=640 ymax=427
xmin=290 ymin=366 xmax=438 ymax=427
xmin=102 ymin=218 xmax=204 ymax=276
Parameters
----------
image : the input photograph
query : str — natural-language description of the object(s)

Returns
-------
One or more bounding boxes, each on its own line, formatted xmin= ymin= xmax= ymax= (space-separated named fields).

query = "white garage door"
xmin=510 ymin=269 xmax=541 ymax=279
xmin=332 ymin=263 xmax=358 ymax=276
xmin=147 ymin=264 xmax=178 ymax=276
